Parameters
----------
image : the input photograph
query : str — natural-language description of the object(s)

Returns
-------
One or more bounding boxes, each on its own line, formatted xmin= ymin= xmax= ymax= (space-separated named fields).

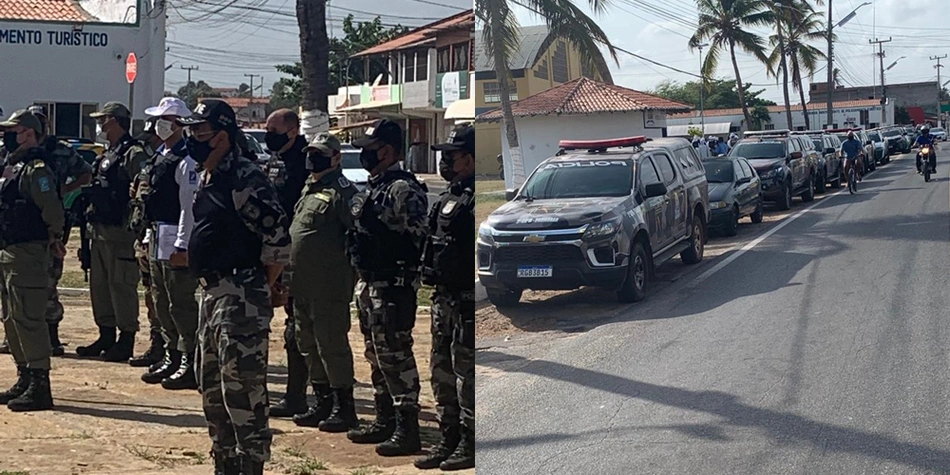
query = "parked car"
xmin=340 ymin=144 xmax=369 ymax=192
xmin=244 ymin=133 xmax=269 ymax=164
xmin=477 ymin=136 xmax=710 ymax=306
xmin=800 ymin=131 xmax=844 ymax=190
xmin=865 ymin=130 xmax=889 ymax=164
xmin=243 ymin=128 xmax=268 ymax=151
xmin=730 ymin=130 xmax=818 ymax=210
xmin=931 ymin=127 xmax=947 ymax=141
xmin=703 ymin=156 xmax=763 ymax=236
xmin=880 ymin=127 xmax=909 ymax=156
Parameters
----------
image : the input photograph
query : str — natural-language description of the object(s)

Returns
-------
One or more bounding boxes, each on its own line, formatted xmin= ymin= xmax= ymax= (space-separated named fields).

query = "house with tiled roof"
xmin=0 ymin=0 xmax=166 ymax=139
xmin=218 ymin=97 xmax=270 ymax=126
xmin=666 ymin=98 xmax=895 ymax=134
xmin=476 ymin=77 xmax=690 ymax=185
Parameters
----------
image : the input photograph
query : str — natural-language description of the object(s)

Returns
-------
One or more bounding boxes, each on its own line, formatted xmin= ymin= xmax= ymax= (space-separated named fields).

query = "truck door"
xmin=638 ymin=156 xmax=670 ymax=250
xmin=652 ymin=152 xmax=688 ymax=242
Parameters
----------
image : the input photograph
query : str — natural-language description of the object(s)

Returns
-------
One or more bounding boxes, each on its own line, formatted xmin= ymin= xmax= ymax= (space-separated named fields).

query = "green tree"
xmin=477 ymin=0 xmax=618 ymax=186
xmin=767 ymin=1 xmax=826 ymax=130
xmin=690 ymin=0 xmax=772 ymax=131
xmin=895 ymin=106 xmax=911 ymax=125
xmin=237 ymin=83 xmax=252 ymax=98
xmin=176 ymin=81 xmax=220 ymax=110
xmin=652 ymin=78 xmax=776 ymax=110
xmin=749 ymin=104 xmax=773 ymax=130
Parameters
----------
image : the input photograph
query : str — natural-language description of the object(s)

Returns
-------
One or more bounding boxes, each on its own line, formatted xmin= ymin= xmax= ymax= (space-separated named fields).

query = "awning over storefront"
xmin=445 ymin=97 xmax=475 ymax=123
xmin=667 ymin=122 xmax=733 ymax=137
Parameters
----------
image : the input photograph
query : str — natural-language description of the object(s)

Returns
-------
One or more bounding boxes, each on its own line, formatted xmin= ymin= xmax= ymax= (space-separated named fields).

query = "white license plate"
xmin=517 ymin=266 xmax=552 ymax=278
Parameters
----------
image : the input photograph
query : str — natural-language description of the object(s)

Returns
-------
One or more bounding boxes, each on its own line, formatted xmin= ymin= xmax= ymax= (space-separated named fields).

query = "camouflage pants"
xmin=356 ymin=281 xmax=420 ymax=408
xmin=136 ymin=241 xmax=159 ymax=335
xmin=1 ymin=243 xmax=52 ymax=370
xmin=45 ymin=255 xmax=64 ymax=324
xmin=430 ymin=290 xmax=476 ymax=431
xmin=197 ymin=271 xmax=273 ymax=463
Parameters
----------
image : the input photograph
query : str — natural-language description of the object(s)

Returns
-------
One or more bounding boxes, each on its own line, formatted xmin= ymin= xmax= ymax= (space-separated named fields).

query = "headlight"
xmin=584 ymin=220 xmax=619 ymax=239
xmin=478 ymin=223 xmax=495 ymax=245
xmin=710 ymin=201 xmax=729 ymax=210
xmin=761 ymin=166 xmax=784 ymax=179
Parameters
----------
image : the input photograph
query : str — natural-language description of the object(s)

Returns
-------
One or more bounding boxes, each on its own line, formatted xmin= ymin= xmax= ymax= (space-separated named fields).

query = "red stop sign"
xmin=126 ymin=53 xmax=138 ymax=84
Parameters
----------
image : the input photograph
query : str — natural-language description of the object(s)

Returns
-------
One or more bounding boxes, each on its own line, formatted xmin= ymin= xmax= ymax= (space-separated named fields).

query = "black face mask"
xmin=2 ymin=131 xmax=19 ymax=153
xmin=265 ymin=131 xmax=290 ymax=152
xmin=305 ymin=152 xmax=333 ymax=173
xmin=439 ymin=156 xmax=457 ymax=182
xmin=360 ymin=148 xmax=381 ymax=172
xmin=186 ymin=136 xmax=214 ymax=164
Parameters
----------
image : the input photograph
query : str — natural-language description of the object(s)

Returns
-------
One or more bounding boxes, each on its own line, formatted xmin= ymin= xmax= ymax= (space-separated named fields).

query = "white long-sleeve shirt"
xmin=156 ymin=142 xmax=199 ymax=249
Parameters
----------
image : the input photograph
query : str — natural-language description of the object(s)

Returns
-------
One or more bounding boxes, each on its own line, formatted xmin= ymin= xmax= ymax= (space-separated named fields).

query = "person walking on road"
xmin=346 ymin=119 xmax=429 ymax=456
xmin=177 ymin=99 xmax=290 ymax=475
xmin=75 ymin=102 xmax=149 ymax=362
xmin=138 ymin=98 xmax=200 ymax=390
xmin=414 ymin=125 xmax=476 ymax=471
xmin=0 ymin=110 xmax=66 ymax=411
xmin=287 ymin=133 xmax=359 ymax=431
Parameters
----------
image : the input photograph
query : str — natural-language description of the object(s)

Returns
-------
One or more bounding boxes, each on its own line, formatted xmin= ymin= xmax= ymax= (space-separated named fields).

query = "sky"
xmin=509 ymin=0 xmax=950 ymax=105
xmin=163 ymin=0 xmax=474 ymax=94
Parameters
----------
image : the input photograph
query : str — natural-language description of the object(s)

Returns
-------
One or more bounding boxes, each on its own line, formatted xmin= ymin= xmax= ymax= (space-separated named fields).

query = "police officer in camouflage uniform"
xmin=0 ymin=110 xmax=66 ymax=411
xmin=346 ymin=119 xmax=429 ymax=456
xmin=415 ymin=125 xmax=476 ymax=471
xmin=76 ymin=102 xmax=149 ymax=362
xmin=288 ymin=133 xmax=359 ymax=431
xmin=261 ymin=109 xmax=311 ymax=418
xmin=0 ymin=106 xmax=92 ymax=357
xmin=177 ymin=99 xmax=290 ymax=475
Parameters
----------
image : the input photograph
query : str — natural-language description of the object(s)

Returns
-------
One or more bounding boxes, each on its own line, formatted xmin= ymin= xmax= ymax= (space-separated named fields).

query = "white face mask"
xmin=95 ymin=122 xmax=108 ymax=145
xmin=155 ymin=119 xmax=175 ymax=141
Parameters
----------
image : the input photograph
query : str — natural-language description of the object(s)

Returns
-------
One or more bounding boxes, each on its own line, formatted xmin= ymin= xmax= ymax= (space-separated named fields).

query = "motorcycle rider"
xmin=839 ymin=131 xmax=865 ymax=183
xmin=914 ymin=125 xmax=938 ymax=174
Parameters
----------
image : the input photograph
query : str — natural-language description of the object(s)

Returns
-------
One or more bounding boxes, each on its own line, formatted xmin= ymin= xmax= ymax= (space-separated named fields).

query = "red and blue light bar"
xmin=557 ymin=136 xmax=650 ymax=151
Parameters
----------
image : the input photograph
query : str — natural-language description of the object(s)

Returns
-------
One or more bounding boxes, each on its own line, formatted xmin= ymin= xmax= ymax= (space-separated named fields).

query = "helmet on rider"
xmin=921 ymin=125 xmax=930 ymax=135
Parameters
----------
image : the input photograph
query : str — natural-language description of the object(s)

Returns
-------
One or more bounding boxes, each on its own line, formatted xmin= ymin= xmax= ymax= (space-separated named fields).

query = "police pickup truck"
xmin=477 ymin=136 xmax=710 ymax=306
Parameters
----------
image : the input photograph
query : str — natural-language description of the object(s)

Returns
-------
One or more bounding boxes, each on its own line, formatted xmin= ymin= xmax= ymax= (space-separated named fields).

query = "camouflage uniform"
xmin=193 ymin=150 xmax=290 ymax=464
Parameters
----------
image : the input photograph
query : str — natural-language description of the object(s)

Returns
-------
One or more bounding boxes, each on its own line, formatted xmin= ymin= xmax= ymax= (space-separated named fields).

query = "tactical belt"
xmin=358 ymin=270 xmax=419 ymax=288
xmin=197 ymin=267 xmax=262 ymax=290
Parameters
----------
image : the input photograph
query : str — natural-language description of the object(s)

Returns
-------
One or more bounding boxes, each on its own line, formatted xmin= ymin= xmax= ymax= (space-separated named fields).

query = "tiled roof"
xmin=353 ymin=10 xmax=474 ymax=57
xmin=476 ymin=78 xmax=691 ymax=121
xmin=219 ymin=97 xmax=269 ymax=109
xmin=0 ymin=0 xmax=95 ymax=22
xmin=668 ymin=99 xmax=883 ymax=119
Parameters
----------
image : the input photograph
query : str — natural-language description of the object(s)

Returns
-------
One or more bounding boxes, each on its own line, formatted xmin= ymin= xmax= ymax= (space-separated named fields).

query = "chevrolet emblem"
xmin=523 ymin=235 xmax=545 ymax=243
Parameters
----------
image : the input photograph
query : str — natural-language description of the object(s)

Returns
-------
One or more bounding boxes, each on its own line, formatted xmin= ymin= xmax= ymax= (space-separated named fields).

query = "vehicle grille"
xmin=494 ymin=244 xmax=584 ymax=263
xmin=493 ymin=232 xmax=584 ymax=243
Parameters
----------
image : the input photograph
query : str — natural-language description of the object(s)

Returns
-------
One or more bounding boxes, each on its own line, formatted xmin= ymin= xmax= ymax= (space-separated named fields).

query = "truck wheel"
xmin=680 ymin=215 xmax=705 ymax=265
xmin=617 ymin=241 xmax=650 ymax=303
xmin=815 ymin=170 xmax=827 ymax=194
xmin=801 ymin=174 xmax=815 ymax=203
xmin=777 ymin=180 xmax=792 ymax=210
xmin=487 ymin=288 xmax=522 ymax=307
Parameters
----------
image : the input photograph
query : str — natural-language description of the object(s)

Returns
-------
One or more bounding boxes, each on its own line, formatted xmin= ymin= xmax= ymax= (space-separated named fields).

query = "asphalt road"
xmin=476 ymin=152 xmax=950 ymax=474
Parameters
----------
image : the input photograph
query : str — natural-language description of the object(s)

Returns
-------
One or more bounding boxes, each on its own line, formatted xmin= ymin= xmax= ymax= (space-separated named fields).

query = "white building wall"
xmin=499 ymin=112 xmax=661 ymax=189
xmin=0 ymin=0 xmax=166 ymax=128
xmin=667 ymin=102 xmax=897 ymax=132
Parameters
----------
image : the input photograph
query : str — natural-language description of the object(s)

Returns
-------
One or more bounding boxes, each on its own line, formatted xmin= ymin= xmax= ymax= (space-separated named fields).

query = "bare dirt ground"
xmin=0 ymin=297 xmax=473 ymax=475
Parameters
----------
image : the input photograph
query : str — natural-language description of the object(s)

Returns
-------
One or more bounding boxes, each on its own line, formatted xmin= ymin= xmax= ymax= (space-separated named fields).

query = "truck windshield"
xmin=703 ymin=161 xmax=734 ymax=183
xmin=882 ymin=129 xmax=900 ymax=138
xmin=520 ymin=160 xmax=633 ymax=199
xmin=730 ymin=142 xmax=785 ymax=159
xmin=867 ymin=132 xmax=882 ymax=142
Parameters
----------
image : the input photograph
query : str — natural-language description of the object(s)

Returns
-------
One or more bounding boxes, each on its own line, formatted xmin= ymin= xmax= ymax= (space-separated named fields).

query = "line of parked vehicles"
xmin=477 ymin=125 xmax=921 ymax=307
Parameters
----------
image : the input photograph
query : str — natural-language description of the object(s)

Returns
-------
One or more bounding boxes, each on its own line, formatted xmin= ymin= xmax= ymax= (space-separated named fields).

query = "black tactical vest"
xmin=0 ymin=157 xmax=50 ymax=246
xmin=188 ymin=166 xmax=262 ymax=277
xmin=145 ymin=149 xmax=186 ymax=224
xmin=422 ymin=177 xmax=475 ymax=291
xmin=88 ymin=137 xmax=138 ymax=226
xmin=347 ymin=170 xmax=425 ymax=284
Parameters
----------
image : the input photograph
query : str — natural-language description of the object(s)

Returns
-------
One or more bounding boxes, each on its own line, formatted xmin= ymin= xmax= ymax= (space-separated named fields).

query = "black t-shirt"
xmin=274 ymin=135 xmax=309 ymax=221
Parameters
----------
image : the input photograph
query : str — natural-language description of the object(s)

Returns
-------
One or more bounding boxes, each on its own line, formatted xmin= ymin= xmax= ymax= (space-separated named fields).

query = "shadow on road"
xmin=476 ymin=351 xmax=950 ymax=472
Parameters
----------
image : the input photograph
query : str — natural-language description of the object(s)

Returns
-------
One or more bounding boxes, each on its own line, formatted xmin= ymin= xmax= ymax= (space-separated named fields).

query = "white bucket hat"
xmin=145 ymin=97 xmax=192 ymax=118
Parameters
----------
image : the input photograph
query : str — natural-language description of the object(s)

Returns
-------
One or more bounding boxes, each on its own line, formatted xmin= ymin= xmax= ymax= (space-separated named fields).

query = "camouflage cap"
xmin=304 ymin=132 xmax=342 ymax=155
xmin=90 ymin=101 xmax=131 ymax=119
xmin=0 ymin=109 xmax=43 ymax=134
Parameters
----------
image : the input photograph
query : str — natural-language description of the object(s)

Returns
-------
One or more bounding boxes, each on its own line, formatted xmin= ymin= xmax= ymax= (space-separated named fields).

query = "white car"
xmin=243 ymin=129 xmax=268 ymax=151
xmin=340 ymin=144 xmax=369 ymax=191
xmin=930 ymin=127 xmax=947 ymax=141
xmin=244 ymin=133 xmax=269 ymax=163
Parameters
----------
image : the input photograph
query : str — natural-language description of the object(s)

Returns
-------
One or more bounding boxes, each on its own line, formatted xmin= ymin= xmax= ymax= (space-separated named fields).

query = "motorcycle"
xmin=918 ymin=145 xmax=936 ymax=182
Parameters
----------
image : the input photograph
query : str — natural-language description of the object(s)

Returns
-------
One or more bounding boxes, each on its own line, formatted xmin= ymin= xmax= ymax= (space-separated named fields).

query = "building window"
xmin=403 ymin=52 xmax=415 ymax=83
xmin=483 ymin=82 xmax=518 ymax=103
xmin=534 ymin=59 xmax=549 ymax=80
xmin=438 ymin=46 xmax=451 ymax=73
xmin=416 ymin=51 xmax=428 ymax=81
xmin=552 ymin=41 xmax=569 ymax=83
xmin=453 ymin=42 xmax=469 ymax=72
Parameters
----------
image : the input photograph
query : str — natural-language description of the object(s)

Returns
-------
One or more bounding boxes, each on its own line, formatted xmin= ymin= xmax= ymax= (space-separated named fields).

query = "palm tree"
xmin=767 ymin=1 xmax=826 ymax=130
xmin=690 ymin=0 xmax=772 ymax=131
xmin=476 ymin=0 xmax=618 ymax=186
xmin=296 ymin=1 xmax=329 ymax=122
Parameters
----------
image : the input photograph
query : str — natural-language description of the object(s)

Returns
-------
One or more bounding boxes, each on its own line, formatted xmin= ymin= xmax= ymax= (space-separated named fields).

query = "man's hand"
xmin=169 ymin=250 xmax=188 ymax=268
xmin=49 ymin=239 xmax=66 ymax=259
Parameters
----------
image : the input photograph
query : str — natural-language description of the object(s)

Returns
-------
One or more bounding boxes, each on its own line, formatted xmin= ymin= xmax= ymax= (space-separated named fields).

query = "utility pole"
xmin=244 ymin=73 xmax=260 ymax=98
xmin=870 ymin=38 xmax=891 ymax=126
xmin=826 ymin=0 xmax=834 ymax=129
xmin=932 ymin=55 xmax=947 ymax=127
xmin=698 ymin=43 xmax=709 ymax=134
xmin=180 ymin=65 xmax=199 ymax=84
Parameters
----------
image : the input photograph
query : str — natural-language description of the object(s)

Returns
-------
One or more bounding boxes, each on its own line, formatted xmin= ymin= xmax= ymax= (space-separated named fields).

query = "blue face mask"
xmin=186 ymin=135 xmax=213 ymax=163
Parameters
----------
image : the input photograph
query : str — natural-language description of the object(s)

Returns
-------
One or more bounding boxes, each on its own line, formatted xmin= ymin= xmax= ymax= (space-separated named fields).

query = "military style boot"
xmin=319 ymin=386 xmax=360 ymax=433
xmin=7 ymin=368 xmax=54 ymax=412
xmin=270 ymin=352 xmax=308 ymax=417
xmin=161 ymin=352 xmax=198 ymax=390
xmin=440 ymin=425 xmax=475 ymax=471
xmin=212 ymin=451 xmax=241 ymax=475
xmin=241 ymin=455 xmax=264 ymax=475
xmin=376 ymin=405 xmax=422 ymax=456
xmin=292 ymin=383 xmax=332 ymax=427
xmin=0 ymin=338 xmax=10 ymax=354
xmin=102 ymin=331 xmax=135 ymax=362
xmin=414 ymin=422 xmax=461 ymax=469
xmin=129 ymin=330 xmax=164 ymax=367
xmin=76 ymin=325 xmax=116 ymax=357
xmin=48 ymin=323 xmax=65 ymax=357
xmin=0 ymin=366 xmax=30 ymax=404
xmin=348 ymin=394 xmax=396 ymax=444
xmin=142 ymin=349 xmax=182 ymax=384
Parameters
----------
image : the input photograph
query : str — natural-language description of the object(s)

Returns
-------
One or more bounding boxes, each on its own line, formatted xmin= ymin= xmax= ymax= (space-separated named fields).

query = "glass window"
xmin=730 ymin=142 xmax=786 ymax=160
xmin=673 ymin=146 xmax=697 ymax=177
xmin=520 ymin=160 xmax=634 ymax=199
xmin=702 ymin=160 xmax=735 ymax=183
xmin=402 ymin=52 xmax=414 ymax=83
xmin=534 ymin=59 xmax=549 ymax=80
xmin=552 ymin=41 xmax=569 ymax=83
xmin=453 ymin=42 xmax=469 ymax=72
xmin=740 ymin=160 xmax=755 ymax=178
xmin=653 ymin=153 xmax=677 ymax=185
xmin=639 ymin=157 xmax=661 ymax=186
xmin=416 ymin=51 xmax=427 ymax=81
xmin=437 ymin=46 xmax=451 ymax=73
xmin=482 ymin=82 xmax=516 ymax=103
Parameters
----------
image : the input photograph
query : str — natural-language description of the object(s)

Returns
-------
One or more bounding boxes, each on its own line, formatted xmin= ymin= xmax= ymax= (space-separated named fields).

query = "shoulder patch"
xmin=338 ymin=176 xmax=352 ymax=188
xmin=38 ymin=176 xmax=52 ymax=193
xmin=441 ymin=200 xmax=457 ymax=215
xmin=188 ymin=170 xmax=198 ymax=184
xmin=315 ymin=192 xmax=332 ymax=202
xmin=33 ymin=160 xmax=46 ymax=168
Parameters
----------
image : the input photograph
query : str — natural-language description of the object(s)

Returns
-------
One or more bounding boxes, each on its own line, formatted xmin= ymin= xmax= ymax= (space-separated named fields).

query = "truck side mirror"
xmin=644 ymin=182 xmax=668 ymax=198
xmin=505 ymin=188 xmax=519 ymax=201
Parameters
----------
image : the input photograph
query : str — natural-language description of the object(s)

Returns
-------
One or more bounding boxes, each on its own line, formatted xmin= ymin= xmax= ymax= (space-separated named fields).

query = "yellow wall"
xmin=474 ymin=35 xmax=604 ymax=175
